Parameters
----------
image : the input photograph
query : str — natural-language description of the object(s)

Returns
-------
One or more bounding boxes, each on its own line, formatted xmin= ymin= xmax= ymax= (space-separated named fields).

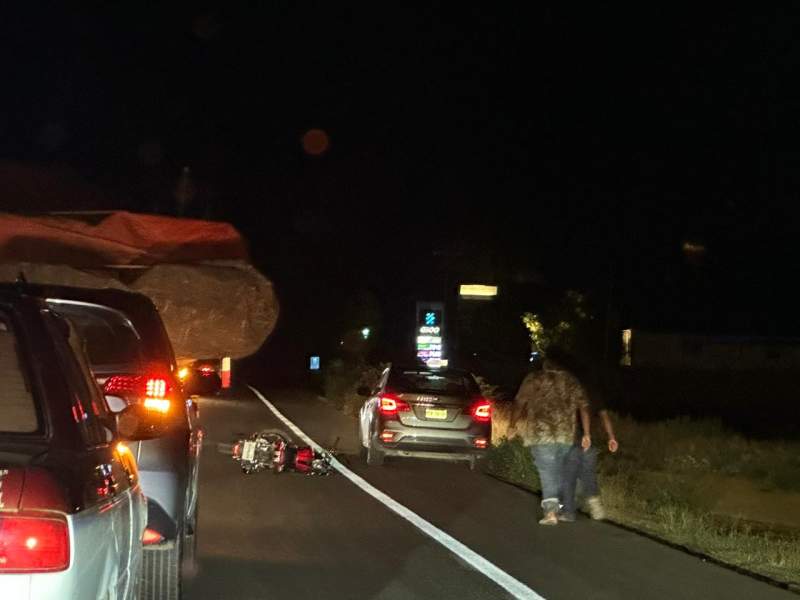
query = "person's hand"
xmin=608 ymin=438 xmax=619 ymax=453
xmin=581 ymin=434 xmax=591 ymax=451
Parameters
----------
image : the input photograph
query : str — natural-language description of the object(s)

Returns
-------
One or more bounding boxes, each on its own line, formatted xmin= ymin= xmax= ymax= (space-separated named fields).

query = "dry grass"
xmin=608 ymin=415 xmax=800 ymax=493
xmin=487 ymin=415 xmax=800 ymax=586
xmin=600 ymin=470 xmax=800 ymax=584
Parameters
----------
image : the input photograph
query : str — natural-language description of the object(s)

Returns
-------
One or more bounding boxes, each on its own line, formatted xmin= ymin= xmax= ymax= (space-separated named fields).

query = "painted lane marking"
xmin=247 ymin=385 xmax=546 ymax=600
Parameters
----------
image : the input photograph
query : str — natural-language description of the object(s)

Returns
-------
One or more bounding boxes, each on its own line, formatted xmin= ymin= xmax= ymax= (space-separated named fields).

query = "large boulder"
xmin=127 ymin=261 xmax=278 ymax=361
xmin=0 ymin=260 xmax=278 ymax=361
xmin=0 ymin=212 xmax=277 ymax=360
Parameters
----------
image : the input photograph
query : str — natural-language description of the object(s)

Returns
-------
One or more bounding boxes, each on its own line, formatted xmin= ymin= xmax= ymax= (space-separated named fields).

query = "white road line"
xmin=247 ymin=385 xmax=547 ymax=600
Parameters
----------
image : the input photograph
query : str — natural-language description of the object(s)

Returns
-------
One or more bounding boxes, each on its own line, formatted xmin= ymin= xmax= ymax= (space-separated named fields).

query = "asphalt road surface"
xmin=184 ymin=386 xmax=797 ymax=600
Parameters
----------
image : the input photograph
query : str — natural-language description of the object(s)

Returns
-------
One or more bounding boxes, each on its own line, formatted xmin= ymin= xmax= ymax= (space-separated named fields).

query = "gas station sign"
xmin=415 ymin=302 xmax=445 ymax=367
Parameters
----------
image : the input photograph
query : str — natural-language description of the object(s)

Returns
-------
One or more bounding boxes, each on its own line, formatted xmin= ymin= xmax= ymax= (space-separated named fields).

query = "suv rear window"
xmin=0 ymin=316 xmax=38 ymax=433
xmin=387 ymin=370 xmax=478 ymax=396
xmin=47 ymin=301 xmax=142 ymax=368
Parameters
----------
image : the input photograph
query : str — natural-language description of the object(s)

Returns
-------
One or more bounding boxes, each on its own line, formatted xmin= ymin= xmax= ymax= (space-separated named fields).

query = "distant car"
xmin=180 ymin=358 xmax=222 ymax=396
xmin=357 ymin=365 xmax=492 ymax=469
xmin=9 ymin=284 xmax=202 ymax=600
xmin=0 ymin=289 xmax=165 ymax=600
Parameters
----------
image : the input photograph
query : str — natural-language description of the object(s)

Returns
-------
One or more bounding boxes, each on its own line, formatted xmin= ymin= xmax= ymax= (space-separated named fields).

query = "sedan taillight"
xmin=0 ymin=514 xmax=70 ymax=573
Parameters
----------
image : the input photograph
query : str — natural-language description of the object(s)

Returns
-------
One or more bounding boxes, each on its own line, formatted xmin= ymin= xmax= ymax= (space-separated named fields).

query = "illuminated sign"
xmin=416 ymin=302 xmax=445 ymax=367
xmin=309 ymin=356 xmax=320 ymax=370
xmin=459 ymin=284 xmax=498 ymax=300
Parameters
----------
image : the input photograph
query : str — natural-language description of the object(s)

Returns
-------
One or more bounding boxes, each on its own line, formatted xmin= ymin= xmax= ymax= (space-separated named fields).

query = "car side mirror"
xmin=105 ymin=394 xmax=128 ymax=414
xmin=115 ymin=403 xmax=175 ymax=441
xmin=356 ymin=386 xmax=371 ymax=397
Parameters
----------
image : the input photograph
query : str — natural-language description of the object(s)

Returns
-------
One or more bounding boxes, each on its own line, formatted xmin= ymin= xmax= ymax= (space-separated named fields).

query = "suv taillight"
xmin=103 ymin=374 xmax=173 ymax=413
xmin=379 ymin=394 xmax=411 ymax=419
xmin=144 ymin=377 xmax=170 ymax=413
xmin=0 ymin=514 xmax=70 ymax=573
xmin=470 ymin=398 xmax=492 ymax=423
xmin=103 ymin=374 xmax=141 ymax=397
xmin=142 ymin=528 xmax=164 ymax=546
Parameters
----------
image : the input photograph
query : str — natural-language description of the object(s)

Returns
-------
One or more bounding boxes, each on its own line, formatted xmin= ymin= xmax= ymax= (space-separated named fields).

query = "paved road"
xmin=184 ymin=386 xmax=797 ymax=600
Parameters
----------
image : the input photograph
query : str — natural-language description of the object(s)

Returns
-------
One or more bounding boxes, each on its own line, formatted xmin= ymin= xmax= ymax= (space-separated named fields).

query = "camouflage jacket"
xmin=511 ymin=362 xmax=589 ymax=445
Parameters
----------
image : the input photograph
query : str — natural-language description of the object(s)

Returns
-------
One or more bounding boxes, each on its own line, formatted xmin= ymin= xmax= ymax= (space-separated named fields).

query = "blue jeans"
xmin=561 ymin=444 xmax=599 ymax=517
xmin=530 ymin=443 xmax=571 ymax=514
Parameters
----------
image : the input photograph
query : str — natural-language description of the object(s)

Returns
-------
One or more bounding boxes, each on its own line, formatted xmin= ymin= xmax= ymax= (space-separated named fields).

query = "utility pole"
xmin=174 ymin=166 xmax=196 ymax=216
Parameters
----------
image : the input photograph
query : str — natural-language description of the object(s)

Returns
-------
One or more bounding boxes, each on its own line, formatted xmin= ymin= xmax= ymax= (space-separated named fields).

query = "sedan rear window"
xmin=0 ymin=318 xmax=38 ymax=433
xmin=387 ymin=370 xmax=478 ymax=396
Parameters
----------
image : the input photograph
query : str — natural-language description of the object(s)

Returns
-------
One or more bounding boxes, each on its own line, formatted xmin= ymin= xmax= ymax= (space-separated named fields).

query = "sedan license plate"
xmin=425 ymin=407 xmax=448 ymax=420
xmin=241 ymin=440 xmax=257 ymax=462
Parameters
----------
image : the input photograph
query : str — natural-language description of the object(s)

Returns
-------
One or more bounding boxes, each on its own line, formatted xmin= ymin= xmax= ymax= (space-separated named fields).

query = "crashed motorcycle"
xmin=231 ymin=429 xmax=336 ymax=475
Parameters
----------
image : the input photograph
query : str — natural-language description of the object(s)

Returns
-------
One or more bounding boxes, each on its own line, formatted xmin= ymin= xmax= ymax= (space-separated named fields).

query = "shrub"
xmin=322 ymin=359 xmax=385 ymax=415
xmin=487 ymin=436 xmax=541 ymax=492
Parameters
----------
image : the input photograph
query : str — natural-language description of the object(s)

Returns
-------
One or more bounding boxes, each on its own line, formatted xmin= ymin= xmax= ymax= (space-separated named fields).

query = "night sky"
xmin=2 ymin=5 xmax=800 ymax=349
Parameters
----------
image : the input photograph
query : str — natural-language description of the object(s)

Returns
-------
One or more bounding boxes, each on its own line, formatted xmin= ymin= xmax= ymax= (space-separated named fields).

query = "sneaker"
xmin=538 ymin=512 xmax=558 ymax=526
xmin=557 ymin=512 xmax=576 ymax=523
xmin=586 ymin=496 xmax=606 ymax=520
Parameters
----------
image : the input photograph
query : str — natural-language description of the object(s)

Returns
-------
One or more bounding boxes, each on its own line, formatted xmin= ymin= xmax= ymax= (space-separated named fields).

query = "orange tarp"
xmin=0 ymin=211 xmax=248 ymax=266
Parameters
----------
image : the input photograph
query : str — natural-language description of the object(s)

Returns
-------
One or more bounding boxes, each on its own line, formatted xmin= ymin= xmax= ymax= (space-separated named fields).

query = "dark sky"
xmin=2 ymin=5 xmax=800 ymax=337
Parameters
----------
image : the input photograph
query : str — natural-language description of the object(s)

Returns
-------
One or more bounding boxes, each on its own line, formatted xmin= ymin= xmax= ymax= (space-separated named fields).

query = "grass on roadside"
xmin=487 ymin=418 xmax=800 ymax=587
xmin=609 ymin=415 xmax=800 ymax=494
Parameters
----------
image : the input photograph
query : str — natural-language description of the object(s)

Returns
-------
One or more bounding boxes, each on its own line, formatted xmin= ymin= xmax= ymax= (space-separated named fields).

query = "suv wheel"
xmin=140 ymin=537 xmax=182 ymax=600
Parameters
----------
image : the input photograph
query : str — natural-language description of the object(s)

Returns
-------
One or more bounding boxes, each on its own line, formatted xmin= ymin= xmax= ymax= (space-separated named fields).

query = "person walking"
xmin=512 ymin=349 xmax=590 ymax=525
xmin=559 ymin=375 xmax=619 ymax=522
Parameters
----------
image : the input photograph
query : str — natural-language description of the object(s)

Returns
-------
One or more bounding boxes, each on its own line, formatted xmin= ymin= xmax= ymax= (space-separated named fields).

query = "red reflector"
xmin=379 ymin=394 xmax=410 ymax=418
xmin=380 ymin=430 xmax=395 ymax=443
xmin=142 ymin=528 xmax=164 ymax=546
xmin=294 ymin=447 xmax=314 ymax=472
xmin=0 ymin=515 xmax=69 ymax=573
xmin=474 ymin=437 xmax=489 ymax=449
xmin=470 ymin=398 xmax=492 ymax=423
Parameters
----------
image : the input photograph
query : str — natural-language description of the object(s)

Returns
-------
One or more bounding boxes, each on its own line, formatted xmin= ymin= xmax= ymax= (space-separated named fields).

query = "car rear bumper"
xmin=376 ymin=421 xmax=491 ymax=459
xmin=381 ymin=447 xmax=487 ymax=462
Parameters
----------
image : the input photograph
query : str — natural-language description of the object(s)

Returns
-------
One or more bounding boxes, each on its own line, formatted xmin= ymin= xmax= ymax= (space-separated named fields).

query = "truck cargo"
xmin=0 ymin=211 xmax=278 ymax=362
